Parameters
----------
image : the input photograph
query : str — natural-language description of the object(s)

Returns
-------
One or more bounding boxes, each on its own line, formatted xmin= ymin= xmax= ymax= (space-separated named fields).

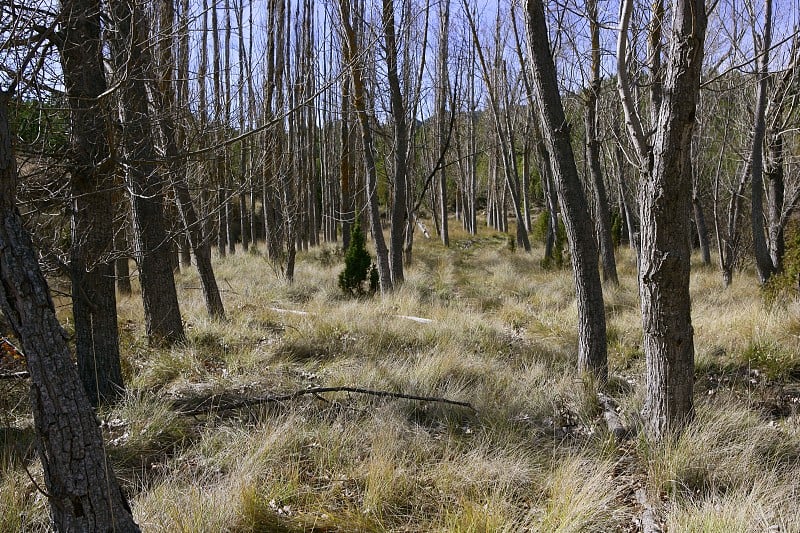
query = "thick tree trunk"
xmin=59 ymin=0 xmax=124 ymax=405
xmin=109 ymin=0 xmax=185 ymax=346
xmin=525 ymin=0 xmax=607 ymax=380
xmin=637 ymin=0 xmax=705 ymax=440
xmin=1 ymin=91 xmax=140 ymax=533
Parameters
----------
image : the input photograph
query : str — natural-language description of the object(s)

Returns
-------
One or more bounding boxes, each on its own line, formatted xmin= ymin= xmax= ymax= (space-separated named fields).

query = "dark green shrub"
xmin=611 ymin=210 xmax=623 ymax=248
xmin=338 ymin=222 xmax=377 ymax=296
xmin=763 ymin=220 xmax=800 ymax=305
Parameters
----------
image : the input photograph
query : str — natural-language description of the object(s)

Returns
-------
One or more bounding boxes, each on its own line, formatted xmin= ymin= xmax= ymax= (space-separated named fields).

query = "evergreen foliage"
xmin=338 ymin=222 xmax=377 ymax=296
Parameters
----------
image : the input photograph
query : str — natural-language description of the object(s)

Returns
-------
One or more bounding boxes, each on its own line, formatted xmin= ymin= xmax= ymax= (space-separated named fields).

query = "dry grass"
xmin=2 ymin=221 xmax=800 ymax=530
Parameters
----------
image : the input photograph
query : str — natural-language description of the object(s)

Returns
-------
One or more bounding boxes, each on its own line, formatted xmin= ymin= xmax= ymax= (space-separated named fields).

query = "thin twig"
xmin=179 ymin=386 xmax=476 ymax=416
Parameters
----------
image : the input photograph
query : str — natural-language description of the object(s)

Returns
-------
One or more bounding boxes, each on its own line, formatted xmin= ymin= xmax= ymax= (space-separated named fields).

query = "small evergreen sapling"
xmin=339 ymin=221 xmax=377 ymax=296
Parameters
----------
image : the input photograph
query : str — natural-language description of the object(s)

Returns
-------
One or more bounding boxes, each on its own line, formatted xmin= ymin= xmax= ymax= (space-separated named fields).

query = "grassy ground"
xmin=2 ymin=222 xmax=800 ymax=531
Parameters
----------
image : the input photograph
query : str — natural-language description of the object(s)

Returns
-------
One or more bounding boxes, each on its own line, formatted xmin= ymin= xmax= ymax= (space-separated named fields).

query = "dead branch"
xmin=0 ymin=371 xmax=29 ymax=380
xmin=178 ymin=386 xmax=476 ymax=416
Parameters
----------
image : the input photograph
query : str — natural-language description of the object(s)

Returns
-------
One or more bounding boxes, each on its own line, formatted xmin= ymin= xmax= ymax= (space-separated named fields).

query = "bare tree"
xmin=584 ymin=0 xmax=618 ymax=284
xmin=618 ymin=0 xmax=707 ymax=439
xmin=338 ymin=0 xmax=392 ymax=292
xmin=1 ymin=88 xmax=140 ymax=532
xmin=108 ymin=0 xmax=186 ymax=346
xmin=524 ymin=0 xmax=608 ymax=379
xmin=59 ymin=0 xmax=124 ymax=404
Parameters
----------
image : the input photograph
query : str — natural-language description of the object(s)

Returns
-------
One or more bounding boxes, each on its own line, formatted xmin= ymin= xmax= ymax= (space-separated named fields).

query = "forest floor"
xmin=2 ymin=223 xmax=800 ymax=531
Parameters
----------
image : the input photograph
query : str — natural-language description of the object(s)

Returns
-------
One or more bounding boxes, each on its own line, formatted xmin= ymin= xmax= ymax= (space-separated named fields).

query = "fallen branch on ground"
xmin=0 ymin=371 xmax=29 ymax=380
xmin=178 ymin=386 xmax=476 ymax=416
xmin=268 ymin=307 xmax=435 ymax=324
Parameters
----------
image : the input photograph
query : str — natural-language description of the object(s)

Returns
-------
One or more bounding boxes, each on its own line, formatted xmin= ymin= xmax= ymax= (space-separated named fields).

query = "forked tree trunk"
xmin=0 ymin=91 xmax=140 ymax=533
xmin=524 ymin=0 xmax=607 ymax=380
xmin=619 ymin=0 xmax=707 ymax=440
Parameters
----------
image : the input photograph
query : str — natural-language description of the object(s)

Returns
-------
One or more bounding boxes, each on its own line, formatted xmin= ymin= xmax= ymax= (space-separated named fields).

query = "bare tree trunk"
xmin=765 ymin=133 xmax=785 ymax=271
xmin=751 ymin=0 xmax=776 ymax=283
xmin=436 ymin=0 xmax=450 ymax=247
xmin=237 ymin=0 xmax=249 ymax=253
xmin=619 ymin=0 xmax=706 ymax=440
xmin=1 ymin=91 xmax=140 ymax=533
xmin=338 ymin=0 xmax=392 ymax=293
xmin=690 ymin=141 xmax=712 ymax=266
xmin=585 ymin=0 xmax=618 ymax=284
xmin=382 ymin=0 xmax=408 ymax=285
xmin=464 ymin=2 xmax=531 ymax=251
xmin=114 ymin=223 xmax=133 ymax=295
xmin=59 ymin=0 xmax=124 ymax=404
xmin=524 ymin=0 xmax=607 ymax=380
xmin=157 ymin=0 xmax=225 ymax=319
xmin=108 ymin=0 xmax=185 ymax=346
xmin=211 ymin=0 xmax=228 ymax=258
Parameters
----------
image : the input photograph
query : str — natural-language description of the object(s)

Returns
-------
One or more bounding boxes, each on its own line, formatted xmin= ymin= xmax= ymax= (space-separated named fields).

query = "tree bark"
xmin=636 ymin=0 xmax=705 ymax=440
xmin=382 ymin=0 xmax=408 ymax=284
xmin=751 ymin=0 xmax=776 ymax=283
xmin=585 ymin=0 xmax=618 ymax=284
xmin=58 ymin=0 xmax=124 ymax=405
xmin=524 ymin=0 xmax=607 ymax=380
xmin=1 ymin=91 xmax=140 ymax=533
xmin=155 ymin=0 xmax=226 ymax=319
xmin=436 ymin=0 xmax=450 ymax=247
xmin=108 ymin=0 xmax=186 ymax=346
xmin=765 ymin=133 xmax=785 ymax=271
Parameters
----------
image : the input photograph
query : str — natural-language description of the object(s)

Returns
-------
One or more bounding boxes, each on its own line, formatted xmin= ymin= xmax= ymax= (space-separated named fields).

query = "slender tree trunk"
xmin=1 ymin=91 xmax=140 ymax=533
xmin=338 ymin=0 xmax=392 ymax=293
xmin=156 ymin=0 xmax=225 ymax=318
xmin=690 ymin=140 xmax=712 ymax=266
xmin=114 ymin=224 xmax=133 ymax=295
xmin=765 ymin=133 xmax=785 ymax=271
xmin=436 ymin=0 xmax=450 ymax=247
xmin=525 ymin=0 xmax=607 ymax=379
xmin=751 ymin=0 xmax=775 ymax=283
xmin=383 ymin=0 xmax=408 ymax=285
xmin=108 ymin=0 xmax=185 ymax=346
xmin=585 ymin=0 xmax=618 ymax=284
